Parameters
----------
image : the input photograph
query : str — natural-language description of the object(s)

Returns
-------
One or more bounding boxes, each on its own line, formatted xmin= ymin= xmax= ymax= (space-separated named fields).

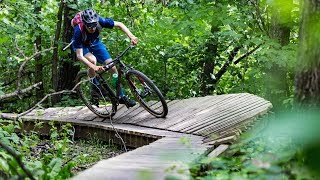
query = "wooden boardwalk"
xmin=0 ymin=93 xmax=272 ymax=179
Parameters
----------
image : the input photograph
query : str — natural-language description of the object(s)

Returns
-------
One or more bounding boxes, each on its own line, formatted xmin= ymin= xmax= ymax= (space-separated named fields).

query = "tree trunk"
xmin=295 ymin=0 xmax=320 ymax=106
xmin=51 ymin=0 xmax=64 ymax=104
xmin=266 ymin=0 xmax=293 ymax=110
xmin=34 ymin=1 xmax=44 ymax=101
xmin=59 ymin=3 xmax=80 ymax=91
xmin=200 ymin=25 xmax=219 ymax=96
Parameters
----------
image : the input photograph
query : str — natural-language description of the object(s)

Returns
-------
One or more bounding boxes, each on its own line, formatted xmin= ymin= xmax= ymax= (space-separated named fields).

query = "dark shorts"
xmin=73 ymin=41 xmax=111 ymax=64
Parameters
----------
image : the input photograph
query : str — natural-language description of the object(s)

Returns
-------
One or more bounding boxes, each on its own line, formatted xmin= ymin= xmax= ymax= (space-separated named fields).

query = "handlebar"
xmin=103 ymin=45 xmax=134 ymax=71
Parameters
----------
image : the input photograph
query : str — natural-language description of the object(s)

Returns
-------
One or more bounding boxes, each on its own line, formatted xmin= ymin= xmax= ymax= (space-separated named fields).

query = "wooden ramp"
xmin=75 ymin=135 xmax=209 ymax=180
xmin=0 ymin=93 xmax=272 ymax=179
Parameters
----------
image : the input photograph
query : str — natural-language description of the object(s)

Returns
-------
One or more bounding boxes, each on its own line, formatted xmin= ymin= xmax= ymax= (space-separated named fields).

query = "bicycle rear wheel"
xmin=126 ymin=70 xmax=168 ymax=118
xmin=75 ymin=71 xmax=117 ymax=118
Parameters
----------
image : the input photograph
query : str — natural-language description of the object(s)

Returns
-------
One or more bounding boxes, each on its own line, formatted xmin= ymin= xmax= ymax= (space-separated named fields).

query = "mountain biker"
xmin=72 ymin=8 xmax=138 ymax=107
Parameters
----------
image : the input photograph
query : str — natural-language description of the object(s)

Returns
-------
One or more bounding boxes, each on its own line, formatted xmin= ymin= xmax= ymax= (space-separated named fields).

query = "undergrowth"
xmin=190 ymin=111 xmax=320 ymax=179
xmin=0 ymin=119 xmax=124 ymax=179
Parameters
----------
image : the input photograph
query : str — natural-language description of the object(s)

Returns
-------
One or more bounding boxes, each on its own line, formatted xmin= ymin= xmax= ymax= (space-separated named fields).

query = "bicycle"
xmin=75 ymin=45 xmax=168 ymax=118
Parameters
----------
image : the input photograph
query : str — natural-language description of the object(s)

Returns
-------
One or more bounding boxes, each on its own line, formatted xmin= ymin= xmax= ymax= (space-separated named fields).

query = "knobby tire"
xmin=126 ymin=70 xmax=168 ymax=118
xmin=75 ymin=71 xmax=117 ymax=118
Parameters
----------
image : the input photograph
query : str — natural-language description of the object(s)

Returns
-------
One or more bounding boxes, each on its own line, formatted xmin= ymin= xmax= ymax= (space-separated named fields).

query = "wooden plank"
xmin=66 ymin=106 xmax=91 ymax=120
xmin=116 ymin=100 xmax=180 ymax=127
xmin=198 ymin=102 xmax=271 ymax=136
xmin=60 ymin=107 xmax=84 ymax=121
xmin=178 ymin=93 xmax=256 ymax=131
xmin=193 ymin=100 xmax=269 ymax=135
xmin=153 ymin=95 xmax=230 ymax=129
xmin=168 ymin=94 xmax=254 ymax=133
xmin=180 ymin=94 xmax=269 ymax=133
xmin=207 ymin=144 xmax=229 ymax=157
xmin=166 ymin=94 xmax=249 ymax=131
xmin=36 ymin=107 xmax=64 ymax=117
xmin=1 ymin=93 xmax=273 ymax=180
xmin=112 ymin=105 xmax=142 ymax=123
xmin=24 ymin=108 xmax=45 ymax=116
xmin=111 ymin=98 xmax=162 ymax=121
xmin=110 ymin=104 xmax=128 ymax=121
xmin=75 ymin=136 xmax=206 ymax=180
xmin=133 ymin=97 xmax=216 ymax=128
xmin=191 ymin=101 xmax=268 ymax=136
xmin=74 ymin=108 xmax=97 ymax=121
xmin=127 ymin=101 xmax=166 ymax=124
xmin=75 ymin=166 xmax=189 ymax=180
xmin=47 ymin=107 xmax=72 ymax=118
xmin=205 ymin=136 xmax=237 ymax=146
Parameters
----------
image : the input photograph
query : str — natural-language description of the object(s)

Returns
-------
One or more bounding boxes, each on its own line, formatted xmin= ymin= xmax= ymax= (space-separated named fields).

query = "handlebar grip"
xmin=103 ymin=62 xmax=115 ymax=71
xmin=103 ymin=65 xmax=111 ymax=71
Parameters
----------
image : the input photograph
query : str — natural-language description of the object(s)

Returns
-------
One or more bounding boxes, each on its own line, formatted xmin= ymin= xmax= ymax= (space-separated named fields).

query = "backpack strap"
xmin=96 ymin=22 xmax=102 ymax=32
xmin=78 ymin=23 xmax=88 ymax=43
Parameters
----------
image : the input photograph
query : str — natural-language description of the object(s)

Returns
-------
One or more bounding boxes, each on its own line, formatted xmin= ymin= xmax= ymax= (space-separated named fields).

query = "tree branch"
xmin=16 ymin=46 xmax=55 ymax=91
xmin=215 ymin=46 xmax=242 ymax=82
xmin=14 ymin=39 xmax=26 ymax=59
xmin=234 ymin=44 xmax=261 ymax=64
xmin=0 ymin=82 xmax=42 ymax=102
xmin=7 ymin=79 xmax=86 ymax=120
xmin=213 ymin=44 xmax=261 ymax=84
xmin=249 ymin=0 xmax=268 ymax=34
xmin=0 ymin=141 xmax=35 ymax=180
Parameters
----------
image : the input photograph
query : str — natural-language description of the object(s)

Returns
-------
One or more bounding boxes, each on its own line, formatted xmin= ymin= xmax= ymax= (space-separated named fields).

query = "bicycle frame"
xmin=75 ymin=44 xmax=168 ymax=118
xmin=96 ymin=45 xmax=134 ymax=102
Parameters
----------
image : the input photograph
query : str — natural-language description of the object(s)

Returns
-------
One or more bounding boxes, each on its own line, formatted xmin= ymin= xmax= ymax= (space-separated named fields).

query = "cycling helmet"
xmin=82 ymin=8 xmax=99 ymax=24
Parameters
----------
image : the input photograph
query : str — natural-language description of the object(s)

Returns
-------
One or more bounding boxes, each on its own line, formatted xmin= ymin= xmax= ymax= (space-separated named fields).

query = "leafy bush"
xmin=191 ymin=110 xmax=320 ymax=179
xmin=0 ymin=119 xmax=123 ymax=179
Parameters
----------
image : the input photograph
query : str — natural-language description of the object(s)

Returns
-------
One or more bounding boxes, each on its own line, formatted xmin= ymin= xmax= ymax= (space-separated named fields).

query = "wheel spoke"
xmin=127 ymin=70 xmax=168 ymax=118
xmin=75 ymin=71 xmax=117 ymax=118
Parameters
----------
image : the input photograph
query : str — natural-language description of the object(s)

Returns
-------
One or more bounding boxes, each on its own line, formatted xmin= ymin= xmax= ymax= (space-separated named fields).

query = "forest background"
xmin=1 ymin=0 xmax=320 ymax=179
xmin=0 ymin=0 xmax=299 ymax=111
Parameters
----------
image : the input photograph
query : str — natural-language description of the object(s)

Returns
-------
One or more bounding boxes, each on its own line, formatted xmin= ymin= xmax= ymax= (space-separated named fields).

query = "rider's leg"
xmin=84 ymin=53 xmax=100 ymax=85
xmin=102 ymin=59 xmax=124 ymax=96
xmin=102 ymin=59 xmax=135 ymax=107
xmin=92 ymin=41 xmax=136 ymax=107
xmin=91 ymin=41 xmax=124 ymax=95
xmin=84 ymin=52 xmax=97 ymax=77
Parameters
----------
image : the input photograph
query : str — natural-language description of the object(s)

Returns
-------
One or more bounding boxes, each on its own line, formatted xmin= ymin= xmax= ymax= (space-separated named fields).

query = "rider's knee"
xmin=85 ymin=53 xmax=97 ymax=64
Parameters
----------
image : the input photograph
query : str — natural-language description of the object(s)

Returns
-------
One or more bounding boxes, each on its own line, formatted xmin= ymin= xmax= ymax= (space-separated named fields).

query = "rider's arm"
xmin=76 ymin=48 xmax=104 ymax=72
xmin=114 ymin=21 xmax=139 ymax=45
xmin=73 ymin=26 xmax=104 ymax=72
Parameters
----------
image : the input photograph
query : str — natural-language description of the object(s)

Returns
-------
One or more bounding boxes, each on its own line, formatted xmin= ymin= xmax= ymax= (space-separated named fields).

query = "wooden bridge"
xmin=0 ymin=93 xmax=272 ymax=179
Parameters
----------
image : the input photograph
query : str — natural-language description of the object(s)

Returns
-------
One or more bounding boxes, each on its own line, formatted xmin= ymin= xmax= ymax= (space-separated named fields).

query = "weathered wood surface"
xmin=75 ymin=135 xmax=210 ymax=180
xmin=0 ymin=93 xmax=272 ymax=179
xmin=1 ymin=93 xmax=271 ymax=138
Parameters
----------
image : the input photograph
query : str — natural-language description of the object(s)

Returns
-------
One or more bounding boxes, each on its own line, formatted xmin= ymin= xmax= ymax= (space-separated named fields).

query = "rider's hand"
xmin=93 ymin=65 xmax=105 ymax=73
xmin=130 ymin=36 xmax=139 ymax=46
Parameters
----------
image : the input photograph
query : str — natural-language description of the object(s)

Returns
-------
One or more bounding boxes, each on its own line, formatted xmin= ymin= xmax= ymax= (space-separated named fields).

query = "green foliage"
xmin=0 ymin=0 xmax=316 ymax=179
xmin=54 ymin=94 xmax=83 ymax=107
xmin=191 ymin=110 xmax=320 ymax=179
xmin=0 ymin=120 xmax=75 ymax=178
xmin=0 ymin=119 xmax=122 ymax=178
xmin=0 ymin=0 xmax=58 ymax=112
xmin=0 ymin=0 xmax=301 ymax=111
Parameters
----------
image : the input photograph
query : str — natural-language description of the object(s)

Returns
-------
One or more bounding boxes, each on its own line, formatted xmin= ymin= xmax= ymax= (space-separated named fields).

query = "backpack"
xmin=71 ymin=12 xmax=102 ymax=44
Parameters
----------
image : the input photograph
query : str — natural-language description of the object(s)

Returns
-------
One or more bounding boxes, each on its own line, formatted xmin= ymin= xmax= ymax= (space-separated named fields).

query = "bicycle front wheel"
xmin=75 ymin=71 xmax=117 ymax=118
xmin=126 ymin=70 xmax=168 ymax=118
